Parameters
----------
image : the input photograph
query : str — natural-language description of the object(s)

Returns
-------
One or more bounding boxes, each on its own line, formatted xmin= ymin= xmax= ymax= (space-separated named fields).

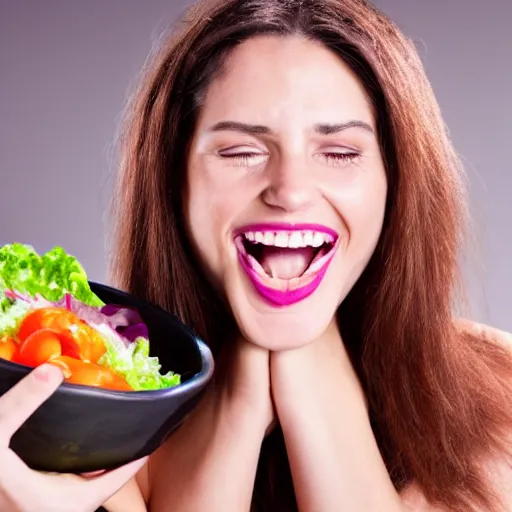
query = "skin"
xmin=186 ymin=35 xmax=387 ymax=351
xmin=127 ymin=35 xmax=512 ymax=512
xmin=1 ymin=35 xmax=509 ymax=512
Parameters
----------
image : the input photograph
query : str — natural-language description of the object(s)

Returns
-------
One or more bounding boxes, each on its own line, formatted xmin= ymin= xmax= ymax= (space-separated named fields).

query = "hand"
xmin=0 ymin=364 xmax=147 ymax=512
xmin=270 ymin=322 xmax=365 ymax=413
xmin=268 ymin=325 xmax=396 ymax=512
xmin=215 ymin=335 xmax=274 ymax=433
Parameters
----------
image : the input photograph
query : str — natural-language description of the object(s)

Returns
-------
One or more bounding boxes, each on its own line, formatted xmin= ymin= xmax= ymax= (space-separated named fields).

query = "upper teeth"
xmin=243 ymin=230 xmax=334 ymax=248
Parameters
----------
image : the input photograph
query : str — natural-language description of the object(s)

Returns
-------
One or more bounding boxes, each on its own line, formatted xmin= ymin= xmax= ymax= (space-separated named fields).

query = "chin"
xmin=227 ymin=282 xmax=341 ymax=351
xmin=243 ymin=320 xmax=334 ymax=351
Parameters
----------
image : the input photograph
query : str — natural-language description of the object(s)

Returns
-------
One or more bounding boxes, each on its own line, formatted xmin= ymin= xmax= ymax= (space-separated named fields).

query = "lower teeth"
xmin=247 ymin=254 xmax=266 ymax=277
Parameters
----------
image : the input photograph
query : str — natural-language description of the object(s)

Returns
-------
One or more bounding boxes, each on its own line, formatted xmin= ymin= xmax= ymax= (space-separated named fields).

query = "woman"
xmin=0 ymin=0 xmax=510 ymax=511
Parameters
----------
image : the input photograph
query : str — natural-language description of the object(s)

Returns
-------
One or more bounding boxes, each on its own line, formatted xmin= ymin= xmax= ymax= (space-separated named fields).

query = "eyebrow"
xmin=208 ymin=120 xmax=375 ymax=136
xmin=209 ymin=121 xmax=270 ymax=134
xmin=314 ymin=120 xmax=374 ymax=135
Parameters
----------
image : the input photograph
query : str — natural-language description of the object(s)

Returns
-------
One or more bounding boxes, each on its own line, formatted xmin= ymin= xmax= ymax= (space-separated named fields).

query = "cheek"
xmin=186 ymin=170 xmax=224 ymax=278
xmin=186 ymin=164 xmax=254 ymax=278
xmin=331 ymin=165 xmax=387 ymax=249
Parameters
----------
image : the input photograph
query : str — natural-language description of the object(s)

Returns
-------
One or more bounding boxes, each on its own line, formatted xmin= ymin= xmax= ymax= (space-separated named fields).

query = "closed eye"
xmin=218 ymin=150 xmax=360 ymax=167
xmin=319 ymin=152 xmax=360 ymax=166
xmin=218 ymin=151 xmax=268 ymax=167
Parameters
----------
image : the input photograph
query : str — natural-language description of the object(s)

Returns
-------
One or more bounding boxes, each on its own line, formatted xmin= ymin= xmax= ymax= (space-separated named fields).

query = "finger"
xmin=0 ymin=364 xmax=64 ymax=443
xmin=88 ymin=456 xmax=149 ymax=498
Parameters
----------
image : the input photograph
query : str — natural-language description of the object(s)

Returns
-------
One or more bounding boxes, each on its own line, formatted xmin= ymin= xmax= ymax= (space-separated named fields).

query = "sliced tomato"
xmin=18 ymin=308 xmax=71 ymax=342
xmin=49 ymin=356 xmax=132 ymax=391
xmin=0 ymin=337 xmax=17 ymax=361
xmin=17 ymin=307 xmax=106 ymax=363
xmin=14 ymin=328 xmax=62 ymax=367
xmin=15 ymin=308 xmax=122 ymax=390
xmin=55 ymin=331 xmax=82 ymax=360
xmin=65 ymin=322 xmax=106 ymax=363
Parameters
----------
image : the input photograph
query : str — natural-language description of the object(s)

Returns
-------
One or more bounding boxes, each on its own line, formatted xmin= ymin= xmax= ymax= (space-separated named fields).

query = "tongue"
xmin=259 ymin=246 xmax=314 ymax=279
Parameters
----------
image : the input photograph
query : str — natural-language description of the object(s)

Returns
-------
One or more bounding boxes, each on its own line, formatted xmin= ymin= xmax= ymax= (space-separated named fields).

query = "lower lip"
xmin=236 ymin=244 xmax=337 ymax=308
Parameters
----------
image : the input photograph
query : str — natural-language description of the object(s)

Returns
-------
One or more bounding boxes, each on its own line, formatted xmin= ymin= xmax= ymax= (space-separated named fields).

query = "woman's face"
xmin=186 ymin=35 xmax=387 ymax=350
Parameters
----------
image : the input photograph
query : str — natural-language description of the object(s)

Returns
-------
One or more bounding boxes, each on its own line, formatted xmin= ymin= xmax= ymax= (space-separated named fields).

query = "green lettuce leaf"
xmin=0 ymin=243 xmax=103 ymax=308
xmin=97 ymin=334 xmax=180 ymax=391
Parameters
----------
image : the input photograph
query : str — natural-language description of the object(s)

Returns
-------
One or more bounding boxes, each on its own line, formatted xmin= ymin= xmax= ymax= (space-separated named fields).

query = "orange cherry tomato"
xmin=18 ymin=308 xmax=106 ymax=363
xmin=0 ymin=337 xmax=17 ymax=361
xmin=15 ymin=329 xmax=62 ymax=367
xmin=18 ymin=308 xmax=71 ymax=341
xmin=49 ymin=356 xmax=132 ymax=391
xmin=15 ymin=308 xmax=122 ymax=390
xmin=65 ymin=323 xmax=106 ymax=363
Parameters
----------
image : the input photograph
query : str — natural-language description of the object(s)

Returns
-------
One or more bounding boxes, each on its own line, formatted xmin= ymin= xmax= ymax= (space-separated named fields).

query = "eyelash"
xmin=221 ymin=153 xmax=265 ymax=167
xmin=320 ymin=152 xmax=360 ymax=166
xmin=219 ymin=151 xmax=360 ymax=167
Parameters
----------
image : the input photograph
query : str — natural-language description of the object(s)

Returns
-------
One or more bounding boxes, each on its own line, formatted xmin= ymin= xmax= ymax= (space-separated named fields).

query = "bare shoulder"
xmin=400 ymin=481 xmax=448 ymax=511
xmin=457 ymin=322 xmax=512 ymax=508
xmin=401 ymin=319 xmax=512 ymax=510
xmin=401 ymin=462 xmax=512 ymax=511
xmin=401 ymin=455 xmax=512 ymax=511
xmin=454 ymin=317 xmax=512 ymax=351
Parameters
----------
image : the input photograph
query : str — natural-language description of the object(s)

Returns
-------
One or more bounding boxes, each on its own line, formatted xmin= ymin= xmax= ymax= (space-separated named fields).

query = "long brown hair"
xmin=108 ymin=0 xmax=512 ymax=510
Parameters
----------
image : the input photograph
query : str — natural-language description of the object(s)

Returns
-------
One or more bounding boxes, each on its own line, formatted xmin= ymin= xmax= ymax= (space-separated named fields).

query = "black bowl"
xmin=0 ymin=282 xmax=214 ymax=473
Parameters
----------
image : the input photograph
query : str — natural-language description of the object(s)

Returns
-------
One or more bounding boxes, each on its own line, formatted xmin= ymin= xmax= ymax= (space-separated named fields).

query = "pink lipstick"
xmin=234 ymin=223 xmax=338 ymax=307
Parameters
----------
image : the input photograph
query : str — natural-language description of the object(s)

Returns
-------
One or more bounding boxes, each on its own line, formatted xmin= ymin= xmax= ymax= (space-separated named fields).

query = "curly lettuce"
xmin=97 ymin=334 xmax=181 ymax=391
xmin=0 ymin=243 xmax=103 ymax=311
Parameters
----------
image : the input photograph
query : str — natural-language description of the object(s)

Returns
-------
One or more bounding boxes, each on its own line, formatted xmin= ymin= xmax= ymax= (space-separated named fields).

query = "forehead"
xmin=197 ymin=35 xmax=375 ymax=129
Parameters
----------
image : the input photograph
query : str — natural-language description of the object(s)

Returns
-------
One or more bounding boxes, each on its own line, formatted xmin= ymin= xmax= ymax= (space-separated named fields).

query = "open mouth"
xmin=234 ymin=224 xmax=338 ymax=307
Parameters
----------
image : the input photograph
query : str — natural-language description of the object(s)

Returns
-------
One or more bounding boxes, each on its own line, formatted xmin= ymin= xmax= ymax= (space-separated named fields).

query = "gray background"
xmin=1 ymin=1 xmax=510 ymax=331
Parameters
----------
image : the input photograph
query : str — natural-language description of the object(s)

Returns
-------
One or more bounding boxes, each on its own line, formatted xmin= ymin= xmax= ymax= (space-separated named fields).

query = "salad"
xmin=0 ymin=243 xmax=180 ymax=391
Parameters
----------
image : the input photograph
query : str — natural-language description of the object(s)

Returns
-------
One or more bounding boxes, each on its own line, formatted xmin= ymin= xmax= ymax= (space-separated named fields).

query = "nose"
xmin=261 ymin=156 xmax=318 ymax=213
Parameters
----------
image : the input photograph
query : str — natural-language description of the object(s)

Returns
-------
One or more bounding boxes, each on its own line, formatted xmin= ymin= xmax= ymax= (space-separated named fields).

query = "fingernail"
xmin=34 ymin=363 xmax=64 ymax=383
xmin=81 ymin=469 xmax=107 ymax=479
